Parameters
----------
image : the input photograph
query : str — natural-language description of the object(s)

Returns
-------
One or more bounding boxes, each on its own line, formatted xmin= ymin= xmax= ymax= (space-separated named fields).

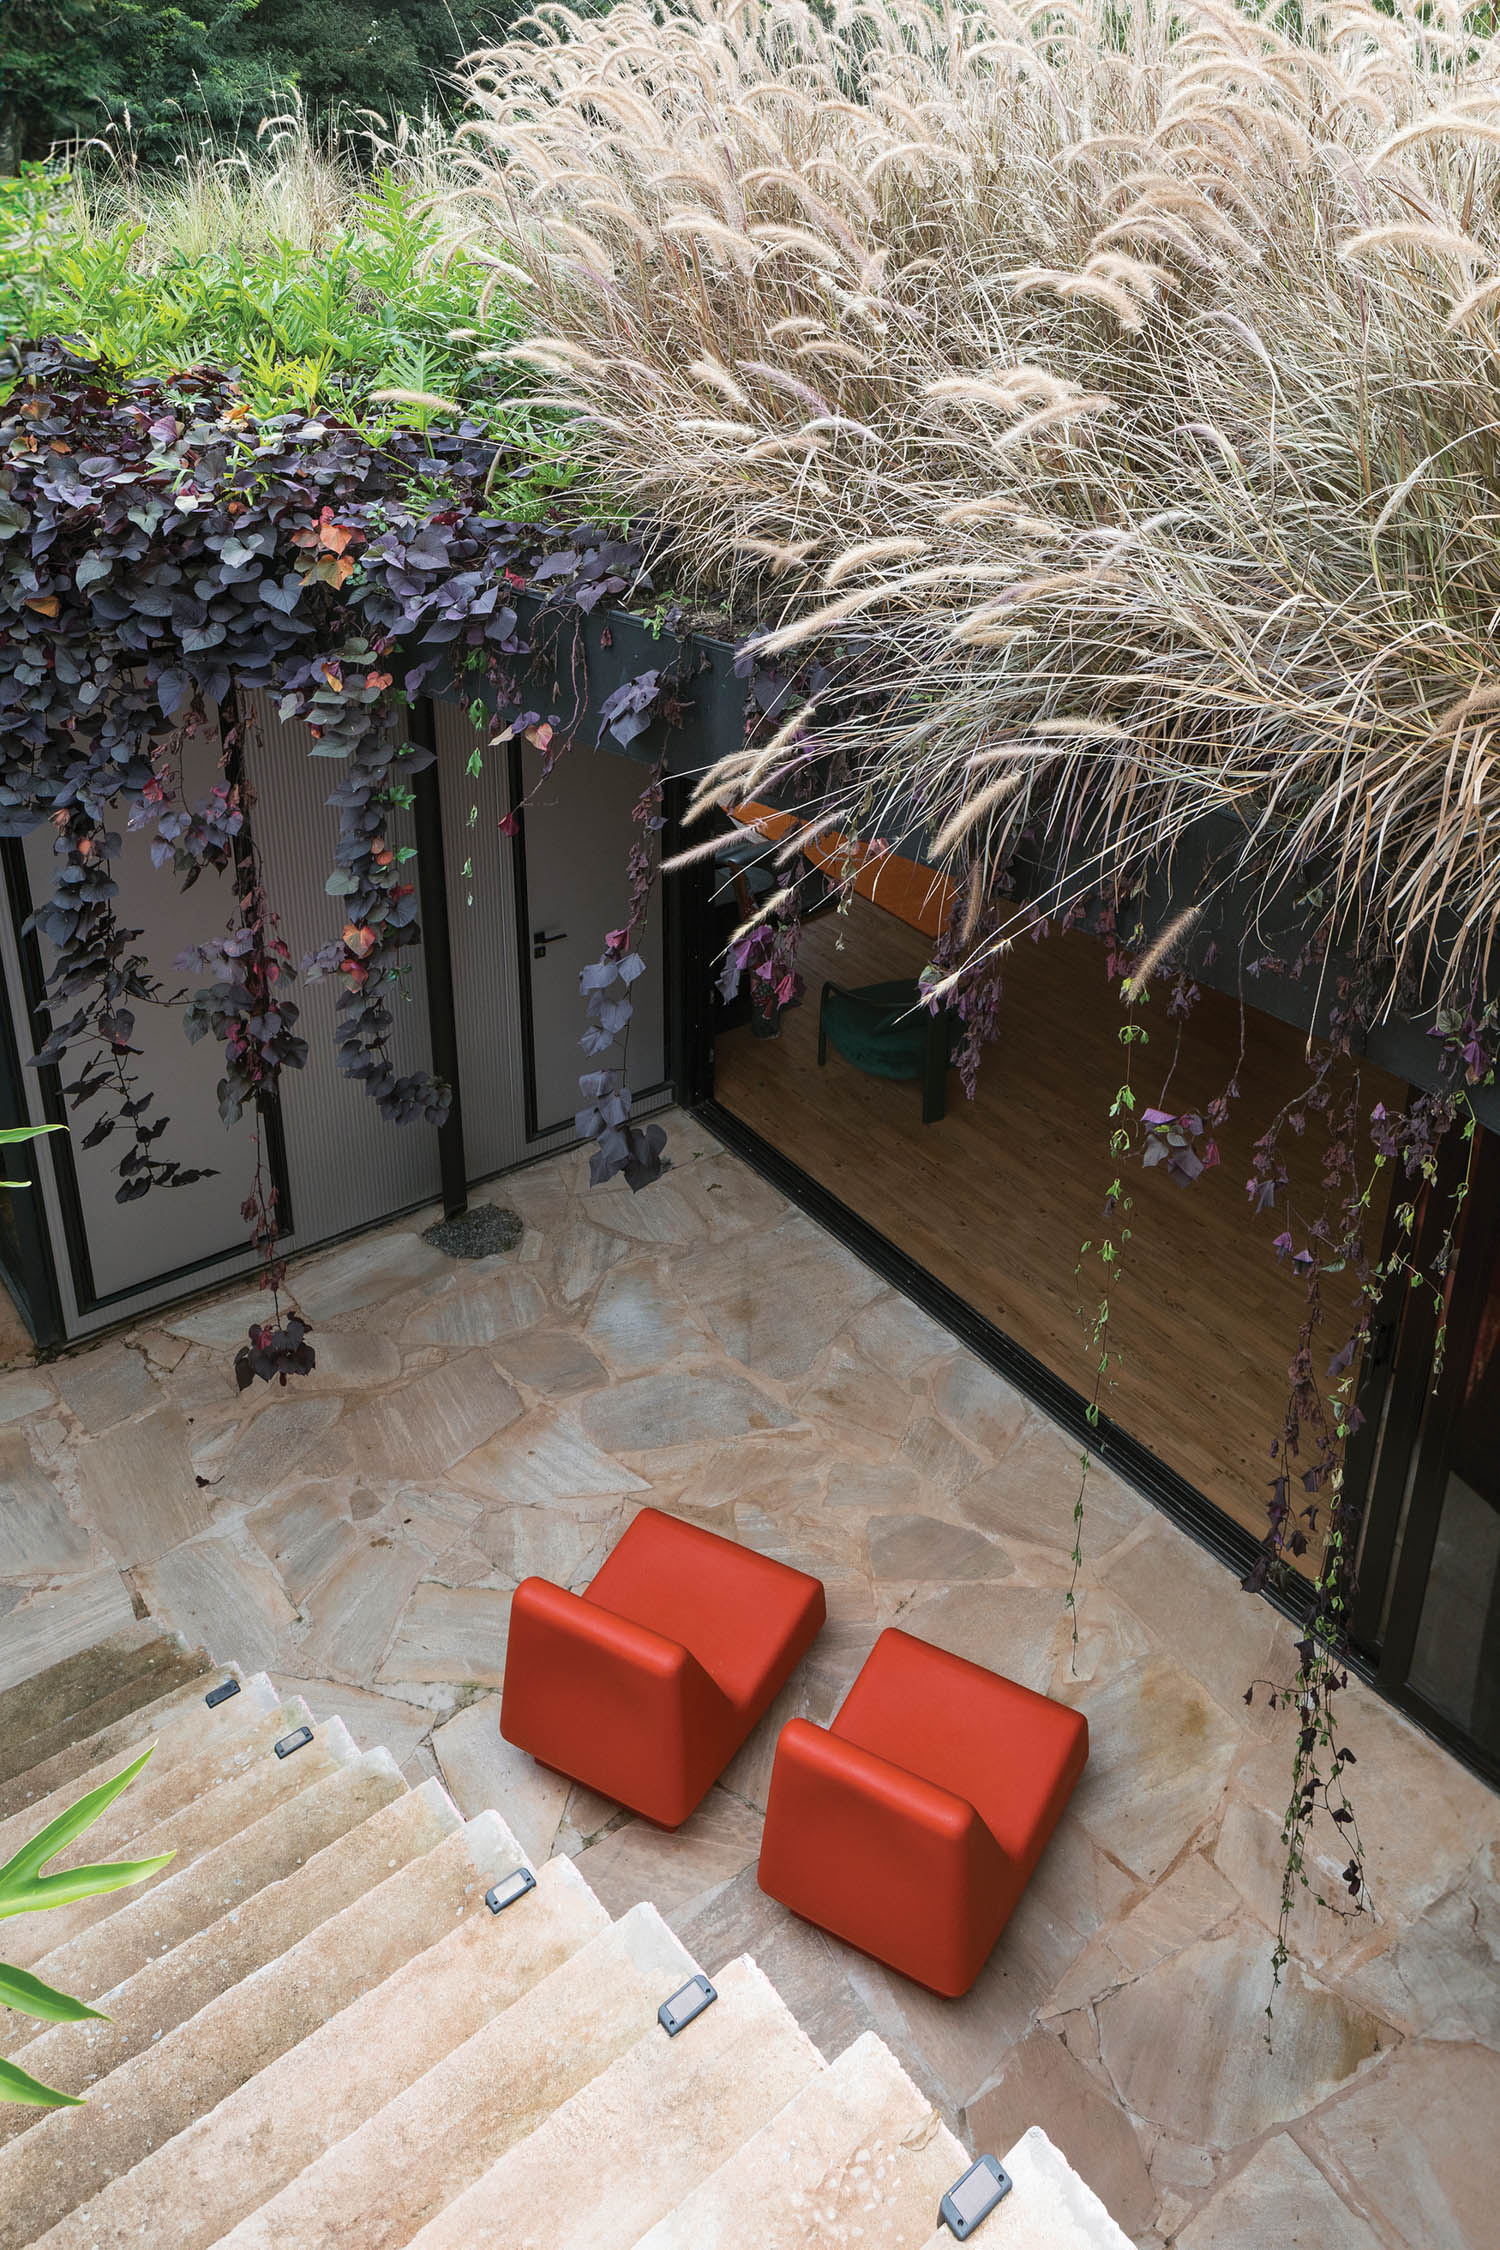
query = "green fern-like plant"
xmin=0 ymin=1746 xmax=173 ymax=2108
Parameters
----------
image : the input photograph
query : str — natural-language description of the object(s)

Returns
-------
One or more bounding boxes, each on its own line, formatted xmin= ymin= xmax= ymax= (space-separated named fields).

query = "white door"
xmin=244 ymin=694 xmax=441 ymax=1244
xmin=21 ymin=727 xmax=258 ymax=1309
xmin=520 ymin=742 xmax=666 ymax=1137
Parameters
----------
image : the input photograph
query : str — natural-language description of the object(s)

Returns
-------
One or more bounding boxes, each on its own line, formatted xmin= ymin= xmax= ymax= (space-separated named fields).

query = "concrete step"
xmin=1 ymin=1703 xmax=345 ymax=1971
xmin=0 ymin=1673 xmax=282 ymax=1878
xmin=0 ymin=1635 xmax=214 ymax=1806
xmin=0 ymin=1662 xmax=258 ymax=1833
xmin=0 ymin=1756 xmax=433 ymax=2113
xmin=0 ymin=1624 xmax=192 ymax=1785
xmin=400 ymin=1953 xmax=826 ymax=2250
xmin=0 ymin=1799 xmax=505 ymax=2248
xmin=0 ymin=1626 xmax=1134 ymax=2250
xmin=217 ymin=1899 xmax=699 ymax=2250
xmin=638 ymin=2029 xmax=969 ymax=2250
xmin=913 ymin=2126 xmax=1135 ymax=2249
xmin=33 ymin=1832 xmax=607 ymax=2250
xmin=12 ymin=1747 xmax=421 ymax=2036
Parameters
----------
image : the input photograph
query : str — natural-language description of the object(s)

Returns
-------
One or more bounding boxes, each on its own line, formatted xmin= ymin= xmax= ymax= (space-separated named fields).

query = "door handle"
xmin=532 ymin=926 xmax=568 ymax=956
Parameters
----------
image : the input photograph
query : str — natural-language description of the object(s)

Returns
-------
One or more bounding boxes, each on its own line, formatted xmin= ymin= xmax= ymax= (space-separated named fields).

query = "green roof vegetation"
xmin=0 ymin=118 xmax=579 ymax=510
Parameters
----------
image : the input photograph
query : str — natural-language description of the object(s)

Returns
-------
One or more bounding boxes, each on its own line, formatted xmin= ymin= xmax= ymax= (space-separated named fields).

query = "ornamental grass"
xmin=450 ymin=0 xmax=1500 ymax=1009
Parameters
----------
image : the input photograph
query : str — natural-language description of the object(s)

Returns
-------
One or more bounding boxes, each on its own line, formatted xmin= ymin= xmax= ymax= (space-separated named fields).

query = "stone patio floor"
xmin=1 ymin=1108 xmax=1496 ymax=2248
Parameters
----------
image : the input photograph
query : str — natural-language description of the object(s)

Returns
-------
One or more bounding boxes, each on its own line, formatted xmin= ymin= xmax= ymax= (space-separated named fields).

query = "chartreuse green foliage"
xmin=0 ymin=1745 xmax=173 ymax=2108
xmin=0 ymin=159 xmax=550 ymax=446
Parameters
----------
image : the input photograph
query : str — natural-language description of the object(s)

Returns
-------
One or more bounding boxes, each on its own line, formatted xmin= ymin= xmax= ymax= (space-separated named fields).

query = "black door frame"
xmin=1345 ymin=1129 xmax=1468 ymax=1654
xmin=1357 ymin=1124 xmax=1500 ymax=1784
xmin=410 ymin=698 xmax=468 ymax=1219
xmin=0 ymin=830 xmax=293 ymax=1331
xmin=507 ymin=735 xmax=676 ymax=1146
xmin=0 ymin=875 xmax=67 ymax=1350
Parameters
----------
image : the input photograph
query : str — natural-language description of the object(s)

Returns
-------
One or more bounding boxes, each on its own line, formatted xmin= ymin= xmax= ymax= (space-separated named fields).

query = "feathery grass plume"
xmin=1372 ymin=112 xmax=1500 ymax=161
xmin=728 ymin=886 xmax=795 ymax=943
xmin=1446 ymin=274 xmax=1500 ymax=329
xmin=660 ymin=825 xmax=767 ymax=876
xmin=824 ymin=537 xmax=928 ymax=589
xmin=366 ymin=389 xmax=459 ymax=411
xmin=931 ymin=768 xmax=1031 ymax=858
xmin=1121 ymin=905 xmax=1207 ymax=999
xmin=690 ymin=359 xmax=754 ymax=409
xmin=1342 ymin=223 xmax=1492 ymax=266
xmin=730 ymin=533 xmax=824 ymax=570
xmin=448 ymin=0 xmax=1500 ymax=1011
xmin=685 ymin=697 xmax=823 ymax=818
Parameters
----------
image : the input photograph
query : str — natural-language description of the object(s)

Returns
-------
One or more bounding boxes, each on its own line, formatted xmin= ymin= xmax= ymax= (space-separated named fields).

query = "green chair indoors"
xmin=817 ymin=978 xmax=954 ymax=1124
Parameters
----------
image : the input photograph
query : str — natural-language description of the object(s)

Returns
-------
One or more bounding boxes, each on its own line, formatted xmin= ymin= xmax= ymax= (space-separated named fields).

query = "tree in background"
xmin=222 ymin=1 xmax=499 ymax=126
xmin=0 ymin=0 xmax=505 ymax=170
xmin=2 ymin=3 xmax=260 ymax=168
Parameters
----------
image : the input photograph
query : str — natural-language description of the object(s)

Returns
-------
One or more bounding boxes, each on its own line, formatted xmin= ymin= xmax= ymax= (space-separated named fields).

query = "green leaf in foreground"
xmin=0 ymin=1961 xmax=106 ymax=2026
xmin=0 ymin=1744 xmax=168 ymax=1910
xmin=2 ymin=1855 xmax=176 ymax=1919
xmin=0 ymin=2056 xmax=86 ymax=2110
xmin=0 ymin=1742 xmax=172 ymax=2108
xmin=0 ymin=1119 xmax=65 ymax=1187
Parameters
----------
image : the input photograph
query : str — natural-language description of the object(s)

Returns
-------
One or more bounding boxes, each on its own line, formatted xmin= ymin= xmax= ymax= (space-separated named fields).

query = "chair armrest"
xmin=758 ymin=1720 xmax=1017 ymax=1995
xmin=501 ymin=1577 xmax=735 ymax=1828
xmin=765 ymin=1716 xmax=1000 ymax=1850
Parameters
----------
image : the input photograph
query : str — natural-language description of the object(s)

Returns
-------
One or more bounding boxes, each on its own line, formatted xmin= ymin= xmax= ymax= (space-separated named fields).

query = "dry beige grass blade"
xmin=60 ymin=89 xmax=461 ymax=267
xmin=446 ymin=0 xmax=1500 ymax=1011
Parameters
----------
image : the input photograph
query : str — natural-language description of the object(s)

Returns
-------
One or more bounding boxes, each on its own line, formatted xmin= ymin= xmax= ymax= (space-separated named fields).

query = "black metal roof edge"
xmin=418 ymin=599 xmax=1494 ymax=1122
xmin=419 ymin=594 xmax=747 ymax=781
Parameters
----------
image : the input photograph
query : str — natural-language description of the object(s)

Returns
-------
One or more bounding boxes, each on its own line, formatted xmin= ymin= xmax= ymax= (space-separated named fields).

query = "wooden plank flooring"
xmin=714 ymin=899 xmax=1401 ymax=1565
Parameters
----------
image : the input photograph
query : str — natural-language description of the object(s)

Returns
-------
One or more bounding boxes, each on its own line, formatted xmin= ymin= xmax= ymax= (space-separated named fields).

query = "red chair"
xmin=757 ymin=1627 xmax=1088 ymax=1996
xmin=501 ymin=1506 xmax=826 ymax=1829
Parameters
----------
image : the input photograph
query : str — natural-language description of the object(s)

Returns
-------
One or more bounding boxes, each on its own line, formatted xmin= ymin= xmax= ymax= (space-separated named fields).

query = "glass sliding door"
xmin=1353 ymin=1125 xmax=1500 ymax=1782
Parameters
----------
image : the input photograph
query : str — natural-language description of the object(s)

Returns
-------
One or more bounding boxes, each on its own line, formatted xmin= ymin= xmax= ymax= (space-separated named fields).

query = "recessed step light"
xmin=485 ymin=1867 xmax=537 ymax=1914
xmin=940 ymin=2155 xmax=1012 ymax=2239
xmin=657 ymin=1974 xmax=716 ymax=2037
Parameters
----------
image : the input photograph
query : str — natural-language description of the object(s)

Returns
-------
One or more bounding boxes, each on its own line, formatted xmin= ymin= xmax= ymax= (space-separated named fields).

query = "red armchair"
xmin=501 ymin=1506 xmax=826 ymax=1829
xmin=757 ymin=1627 xmax=1088 ymax=1996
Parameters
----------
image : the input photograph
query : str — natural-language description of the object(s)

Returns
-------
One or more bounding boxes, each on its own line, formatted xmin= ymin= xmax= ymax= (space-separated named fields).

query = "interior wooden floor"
xmin=714 ymin=897 xmax=1402 ymax=1566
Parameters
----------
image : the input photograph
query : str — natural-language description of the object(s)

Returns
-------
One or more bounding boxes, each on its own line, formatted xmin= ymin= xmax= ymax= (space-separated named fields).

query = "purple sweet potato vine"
xmin=0 ymin=341 xmax=670 ymax=1372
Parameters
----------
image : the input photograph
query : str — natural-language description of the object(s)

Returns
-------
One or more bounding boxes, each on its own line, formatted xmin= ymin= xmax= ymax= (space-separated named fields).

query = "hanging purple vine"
xmin=0 ymin=340 xmax=655 ymax=1218
xmin=576 ymin=757 xmax=668 ymax=1191
xmin=174 ymin=701 xmax=315 ymax=1385
xmin=716 ymin=913 xmax=805 ymax=1026
xmin=919 ymin=866 xmax=1009 ymax=1096
xmin=28 ymin=810 xmax=216 ymax=1201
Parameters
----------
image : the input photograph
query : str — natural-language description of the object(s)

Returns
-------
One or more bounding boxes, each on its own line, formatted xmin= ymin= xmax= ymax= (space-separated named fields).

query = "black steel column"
xmin=0 ymin=839 xmax=67 ymax=1349
xmin=662 ymin=772 xmax=718 ymax=1106
xmin=410 ymin=700 xmax=468 ymax=1219
xmin=222 ymin=699 xmax=297 ymax=1240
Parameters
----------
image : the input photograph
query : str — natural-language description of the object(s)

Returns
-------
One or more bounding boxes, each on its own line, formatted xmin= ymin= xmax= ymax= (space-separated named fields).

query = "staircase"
xmin=0 ymin=1624 xmax=1130 ymax=2249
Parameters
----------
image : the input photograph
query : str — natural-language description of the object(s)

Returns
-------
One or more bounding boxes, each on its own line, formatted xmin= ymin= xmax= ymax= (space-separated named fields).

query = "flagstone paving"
xmin=1 ymin=1106 xmax=1496 ymax=2247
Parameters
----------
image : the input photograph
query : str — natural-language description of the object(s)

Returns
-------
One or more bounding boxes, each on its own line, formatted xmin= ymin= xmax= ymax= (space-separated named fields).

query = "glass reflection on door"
xmin=1406 ymin=1235 xmax=1500 ymax=1756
